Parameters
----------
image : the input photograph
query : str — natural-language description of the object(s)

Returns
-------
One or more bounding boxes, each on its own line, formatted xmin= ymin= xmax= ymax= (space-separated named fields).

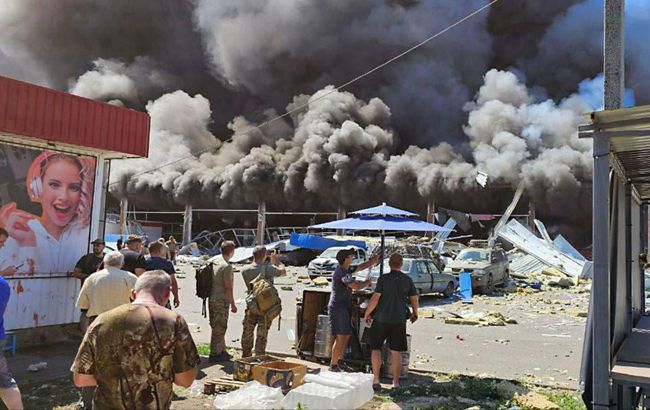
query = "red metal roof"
xmin=0 ymin=75 xmax=149 ymax=157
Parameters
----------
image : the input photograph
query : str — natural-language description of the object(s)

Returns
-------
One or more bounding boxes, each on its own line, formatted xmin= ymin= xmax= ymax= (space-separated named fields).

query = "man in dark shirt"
xmin=72 ymin=239 xmax=106 ymax=282
xmin=119 ymin=235 xmax=146 ymax=276
xmin=327 ymin=248 xmax=378 ymax=372
xmin=72 ymin=238 xmax=107 ymax=339
xmin=364 ymin=253 xmax=418 ymax=390
xmin=145 ymin=241 xmax=179 ymax=308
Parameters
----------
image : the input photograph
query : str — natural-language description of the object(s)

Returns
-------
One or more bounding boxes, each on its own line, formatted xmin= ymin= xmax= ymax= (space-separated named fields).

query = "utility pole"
xmin=182 ymin=204 xmax=193 ymax=246
xmin=256 ymin=201 xmax=266 ymax=245
xmin=593 ymin=0 xmax=624 ymax=408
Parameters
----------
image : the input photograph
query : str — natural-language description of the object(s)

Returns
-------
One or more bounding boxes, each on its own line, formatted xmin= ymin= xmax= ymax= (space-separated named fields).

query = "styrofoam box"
xmin=281 ymin=372 xmax=374 ymax=410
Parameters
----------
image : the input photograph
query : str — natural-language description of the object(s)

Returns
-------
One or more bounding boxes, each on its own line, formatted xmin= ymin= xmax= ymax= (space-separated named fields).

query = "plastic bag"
xmin=187 ymin=380 xmax=202 ymax=397
xmin=213 ymin=381 xmax=283 ymax=410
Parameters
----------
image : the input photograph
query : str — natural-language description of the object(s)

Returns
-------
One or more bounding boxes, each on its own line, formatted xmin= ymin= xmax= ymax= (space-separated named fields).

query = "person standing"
xmin=72 ymin=238 xmax=106 ymax=336
xmin=119 ymin=235 xmax=146 ymax=276
xmin=208 ymin=241 xmax=237 ymax=362
xmin=72 ymin=239 xmax=106 ymax=282
xmin=364 ymin=253 xmax=419 ymax=391
xmin=75 ymin=251 xmax=138 ymax=409
xmin=166 ymin=236 xmax=178 ymax=264
xmin=158 ymin=238 xmax=171 ymax=260
xmin=145 ymin=241 xmax=179 ymax=308
xmin=240 ymin=246 xmax=286 ymax=357
xmin=71 ymin=270 xmax=200 ymax=409
xmin=0 ymin=270 xmax=23 ymax=409
xmin=76 ymin=251 xmax=138 ymax=325
xmin=0 ymin=227 xmax=25 ymax=277
xmin=328 ymin=248 xmax=378 ymax=372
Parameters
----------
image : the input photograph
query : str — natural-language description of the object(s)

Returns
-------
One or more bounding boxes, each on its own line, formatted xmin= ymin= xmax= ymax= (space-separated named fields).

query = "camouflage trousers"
xmin=208 ymin=299 xmax=230 ymax=356
xmin=241 ymin=309 xmax=272 ymax=357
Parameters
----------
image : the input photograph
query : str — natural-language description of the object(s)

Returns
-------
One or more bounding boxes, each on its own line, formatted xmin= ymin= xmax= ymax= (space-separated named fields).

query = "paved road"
xmin=174 ymin=262 xmax=586 ymax=389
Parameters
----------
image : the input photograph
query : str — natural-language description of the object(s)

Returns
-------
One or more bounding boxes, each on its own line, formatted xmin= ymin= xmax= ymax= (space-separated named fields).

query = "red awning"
xmin=0 ymin=75 xmax=149 ymax=158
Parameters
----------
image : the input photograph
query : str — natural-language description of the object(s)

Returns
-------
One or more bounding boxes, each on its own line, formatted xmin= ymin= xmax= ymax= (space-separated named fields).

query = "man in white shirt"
xmin=75 ymin=250 xmax=137 ymax=410
xmin=76 ymin=251 xmax=138 ymax=325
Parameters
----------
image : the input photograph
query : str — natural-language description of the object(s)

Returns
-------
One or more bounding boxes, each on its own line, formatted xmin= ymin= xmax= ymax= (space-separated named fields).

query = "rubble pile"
xmin=443 ymin=311 xmax=518 ymax=327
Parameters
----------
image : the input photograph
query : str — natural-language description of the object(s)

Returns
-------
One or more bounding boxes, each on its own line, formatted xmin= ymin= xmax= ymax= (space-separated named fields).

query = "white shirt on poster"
xmin=22 ymin=219 xmax=88 ymax=275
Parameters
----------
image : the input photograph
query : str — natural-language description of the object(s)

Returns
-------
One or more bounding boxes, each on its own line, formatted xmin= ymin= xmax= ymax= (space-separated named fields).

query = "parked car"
xmin=362 ymin=257 xmax=458 ymax=297
xmin=307 ymin=246 xmax=367 ymax=279
xmin=443 ymin=247 xmax=509 ymax=293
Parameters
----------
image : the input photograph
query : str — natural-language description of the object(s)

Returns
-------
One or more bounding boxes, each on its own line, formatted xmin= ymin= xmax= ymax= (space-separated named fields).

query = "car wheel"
xmin=443 ymin=282 xmax=454 ymax=298
xmin=485 ymin=274 xmax=494 ymax=293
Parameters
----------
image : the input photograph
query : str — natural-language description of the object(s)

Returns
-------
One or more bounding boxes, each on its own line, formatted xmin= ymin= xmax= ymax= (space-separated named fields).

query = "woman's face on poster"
xmin=41 ymin=160 xmax=82 ymax=227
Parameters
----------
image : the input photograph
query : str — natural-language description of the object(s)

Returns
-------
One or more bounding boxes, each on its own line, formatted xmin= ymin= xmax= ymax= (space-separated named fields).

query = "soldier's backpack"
xmin=195 ymin=261 xmax=214 ymax=318
xmin=247 ymin=265 xmax=282 ymax=325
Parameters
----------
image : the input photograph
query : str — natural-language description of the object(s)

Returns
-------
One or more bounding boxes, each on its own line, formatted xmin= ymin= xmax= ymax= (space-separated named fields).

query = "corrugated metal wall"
xmin=5 ymin=277 xmax=80 ymax=330
xmin=0 ymin=76 xmax=149 ymax=157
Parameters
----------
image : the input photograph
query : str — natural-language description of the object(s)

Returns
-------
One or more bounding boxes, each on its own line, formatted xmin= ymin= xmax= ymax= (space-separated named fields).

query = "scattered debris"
xmin=444 ymin=311 xmax=517 ymax=327
xmin=312 ymin=277 xmax=329 ymax=286
xmin=417 ymin=308 xmax=435 ymax=319
xmin=514 ymin=391 xmax=560 ymax=410
xmin=27 ymin=362 xmax=47 ymax=372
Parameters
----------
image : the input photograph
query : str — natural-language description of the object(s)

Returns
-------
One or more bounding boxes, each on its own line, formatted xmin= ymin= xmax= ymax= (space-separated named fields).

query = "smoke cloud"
xmin=2 ymin=0 xmax=650 ymax=244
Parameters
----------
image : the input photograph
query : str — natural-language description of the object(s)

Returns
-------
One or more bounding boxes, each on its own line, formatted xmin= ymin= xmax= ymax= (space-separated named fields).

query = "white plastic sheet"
xmin=213 ymin=381 xmax=283 ymax=410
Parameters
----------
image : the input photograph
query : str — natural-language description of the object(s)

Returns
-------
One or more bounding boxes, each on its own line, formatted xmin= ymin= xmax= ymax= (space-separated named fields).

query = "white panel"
xmin=4 ymin=277 xmax=80 ymax=330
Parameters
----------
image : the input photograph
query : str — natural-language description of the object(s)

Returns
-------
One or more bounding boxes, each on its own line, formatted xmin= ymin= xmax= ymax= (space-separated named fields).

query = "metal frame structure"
xmin=580 ymin=104 xmax=650 ymax=408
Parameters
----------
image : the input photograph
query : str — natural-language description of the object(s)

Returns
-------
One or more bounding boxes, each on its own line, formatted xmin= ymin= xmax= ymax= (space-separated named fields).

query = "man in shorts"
xmin=328 ymin=248 xmax=378 ymax=372
xmin=364 ymin=253 xmax=418 ymax=391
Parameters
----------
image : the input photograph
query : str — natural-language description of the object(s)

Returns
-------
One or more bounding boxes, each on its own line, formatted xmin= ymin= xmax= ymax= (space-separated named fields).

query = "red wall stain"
xmin=16 ymin=281 xmax=23 ymax=294
xmin=33 ymin=312 xmax=38 ymax=327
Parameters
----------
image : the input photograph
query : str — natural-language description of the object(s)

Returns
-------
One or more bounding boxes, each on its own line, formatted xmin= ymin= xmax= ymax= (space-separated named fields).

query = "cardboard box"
xmin=252 ymin=360 xmax=307 ymax=392
xmin=233 ymin=355 xmax=278 ymax=382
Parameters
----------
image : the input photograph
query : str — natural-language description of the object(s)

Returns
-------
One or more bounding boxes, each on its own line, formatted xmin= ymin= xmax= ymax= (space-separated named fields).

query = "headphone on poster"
xmin=26 ymin=151 xmax=55 ymax=202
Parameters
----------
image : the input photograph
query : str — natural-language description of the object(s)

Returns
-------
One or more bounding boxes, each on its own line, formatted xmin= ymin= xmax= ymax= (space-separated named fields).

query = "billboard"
xmin=0 ymin=144 xmax=96 ymax=276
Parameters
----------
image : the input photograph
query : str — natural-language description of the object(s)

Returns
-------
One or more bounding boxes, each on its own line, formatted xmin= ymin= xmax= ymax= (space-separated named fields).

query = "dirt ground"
xmin=174 ymin=262 xmax=589 ymax=389
xmin=19 ymin=355 xmax=585 ymax=410
xmin=11 ymin=262 xmax=589 ymax=409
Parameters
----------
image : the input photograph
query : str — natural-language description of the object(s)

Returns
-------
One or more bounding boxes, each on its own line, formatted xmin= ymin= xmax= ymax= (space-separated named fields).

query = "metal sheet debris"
xmin=497 ymin=219 xmax=589 ymax=279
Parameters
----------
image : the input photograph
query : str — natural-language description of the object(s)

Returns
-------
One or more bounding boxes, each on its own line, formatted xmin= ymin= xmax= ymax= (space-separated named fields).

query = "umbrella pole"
xmin=380 ymin=230 xmax=385 ymax=275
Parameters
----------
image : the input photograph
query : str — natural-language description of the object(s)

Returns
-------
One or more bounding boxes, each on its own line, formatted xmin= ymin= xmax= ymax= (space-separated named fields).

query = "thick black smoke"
xmin=2 ymin=0 xmax=650 ymax=245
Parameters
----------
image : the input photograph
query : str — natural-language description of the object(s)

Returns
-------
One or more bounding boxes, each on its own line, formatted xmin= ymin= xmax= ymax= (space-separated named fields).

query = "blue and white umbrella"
xmin=310 ymin=204 xmax=449 ymax=274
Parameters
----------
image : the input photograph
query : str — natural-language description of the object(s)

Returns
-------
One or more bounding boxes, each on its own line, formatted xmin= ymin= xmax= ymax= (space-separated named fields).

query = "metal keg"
xmin=382 ymin=334 xmax=411 ymax=379
xmin=314 ymin=314 xmax=333 ymax=358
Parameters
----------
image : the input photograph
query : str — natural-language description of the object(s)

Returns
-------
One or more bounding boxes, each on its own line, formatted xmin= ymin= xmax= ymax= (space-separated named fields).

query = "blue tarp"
xmin=289 ymin=233 xmax=366 ymax=251
xmin=459 ymin=272 xmax=473 ymax=303
xmin=310 ymin=215 xmax=449 ymax=232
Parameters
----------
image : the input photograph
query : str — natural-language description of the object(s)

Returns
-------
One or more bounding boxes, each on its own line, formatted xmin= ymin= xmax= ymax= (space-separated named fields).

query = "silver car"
xmin=365 ymin=257 xmax=458 ymax=297
xmin=443 ymin=247 xmax=509 ymax=293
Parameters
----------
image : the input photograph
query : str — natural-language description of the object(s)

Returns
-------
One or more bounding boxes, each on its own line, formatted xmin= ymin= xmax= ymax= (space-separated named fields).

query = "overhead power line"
xmin=110 ymin=0 xmax=501 ymax=186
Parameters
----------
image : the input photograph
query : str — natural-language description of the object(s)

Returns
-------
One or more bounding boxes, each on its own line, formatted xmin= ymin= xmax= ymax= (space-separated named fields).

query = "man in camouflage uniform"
xmin=240 ymin=246 xmax=286 ymax=357
xmin=71 ymin=270 xmax=199 ymax=410
xmin=208 ymin=241 xmax=237 ymax=362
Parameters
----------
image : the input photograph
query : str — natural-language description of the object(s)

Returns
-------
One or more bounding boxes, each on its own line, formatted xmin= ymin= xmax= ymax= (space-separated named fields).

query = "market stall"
xmin=0 ymin=75 xmax=149 ymax=332
xmin=296 ymin=287 xmax=373 ymax=368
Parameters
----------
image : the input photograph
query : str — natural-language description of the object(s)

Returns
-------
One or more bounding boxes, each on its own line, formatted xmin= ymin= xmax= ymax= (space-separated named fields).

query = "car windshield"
xmin=320 ymin=248 xmax=344 ymax=259
xmin=456 ymin=250 xmax=489 ymax=262
xmin=371 ymin=260 xmax=411 ymax=273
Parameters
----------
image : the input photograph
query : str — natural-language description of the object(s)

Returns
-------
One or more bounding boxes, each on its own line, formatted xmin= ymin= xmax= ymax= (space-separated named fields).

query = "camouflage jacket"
xmin=71 ymin=303 xmax=200 ymax=409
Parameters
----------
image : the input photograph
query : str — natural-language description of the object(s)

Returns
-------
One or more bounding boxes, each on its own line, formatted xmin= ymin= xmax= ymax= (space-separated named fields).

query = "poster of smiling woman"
xmin=0 ymin=145 xmax=96 ymax=276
